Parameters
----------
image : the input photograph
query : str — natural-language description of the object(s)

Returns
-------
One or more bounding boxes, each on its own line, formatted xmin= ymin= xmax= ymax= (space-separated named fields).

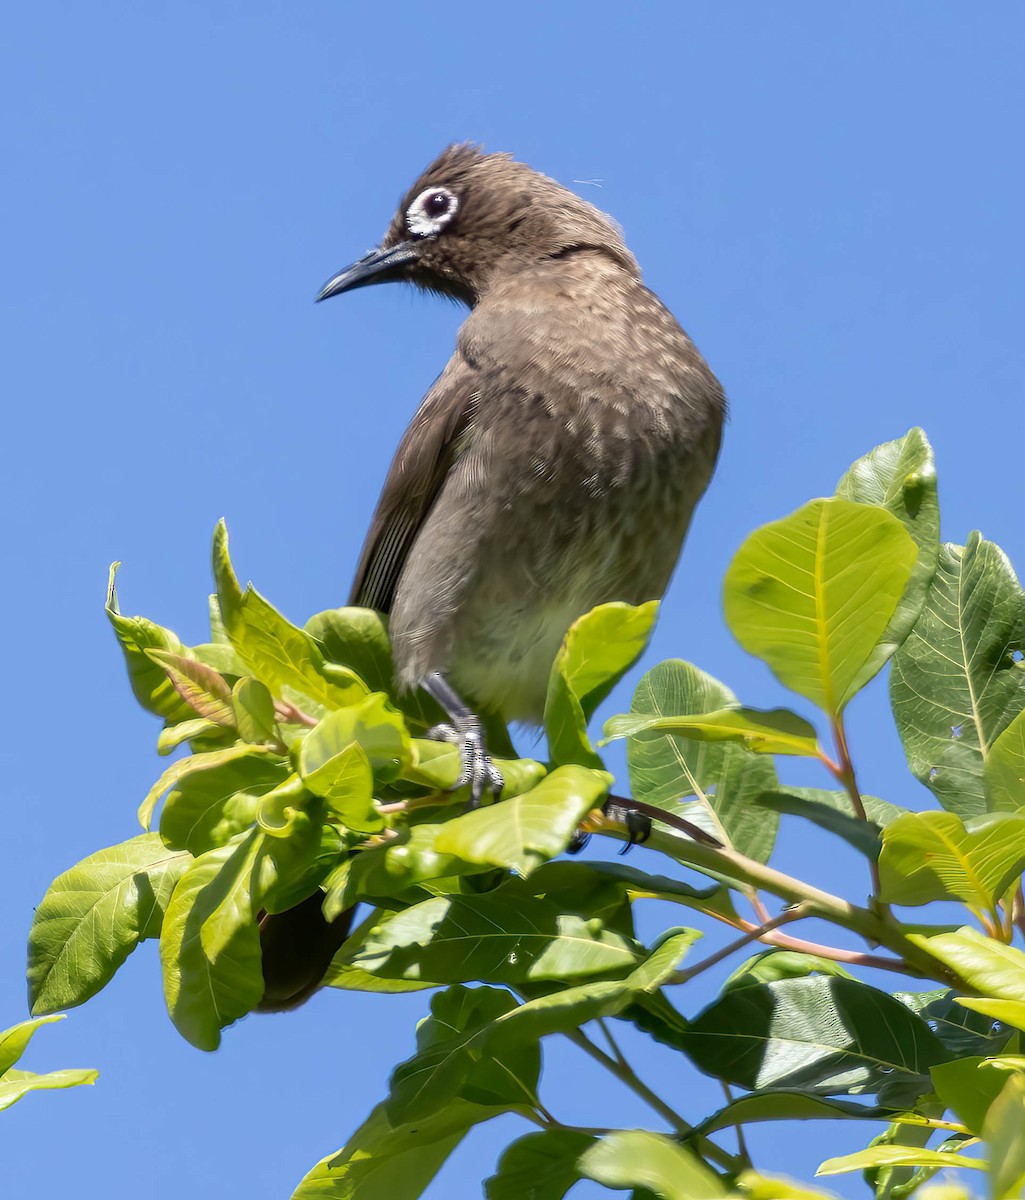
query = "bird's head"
xmin=316 ymin=144 xmax=639 ymax=308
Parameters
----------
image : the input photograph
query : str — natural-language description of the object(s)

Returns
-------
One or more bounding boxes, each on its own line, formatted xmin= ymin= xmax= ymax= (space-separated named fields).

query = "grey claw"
xmin=427 ymin=719 xmax=503 ymax=807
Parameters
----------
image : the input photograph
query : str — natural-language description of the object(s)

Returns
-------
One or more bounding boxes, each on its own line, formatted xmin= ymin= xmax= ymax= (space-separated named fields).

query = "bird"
xmin=257 ymin=144 xmax=726 ymax=1010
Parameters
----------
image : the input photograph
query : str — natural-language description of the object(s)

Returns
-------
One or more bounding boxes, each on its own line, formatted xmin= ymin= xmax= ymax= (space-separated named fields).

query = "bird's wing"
xmin=349 ymin=355 xmax=481 ymax=612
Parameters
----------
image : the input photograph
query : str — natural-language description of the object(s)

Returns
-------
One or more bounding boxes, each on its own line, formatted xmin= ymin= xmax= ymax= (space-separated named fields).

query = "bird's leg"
xmin=423 ymin=672 xmax=504 ymax=808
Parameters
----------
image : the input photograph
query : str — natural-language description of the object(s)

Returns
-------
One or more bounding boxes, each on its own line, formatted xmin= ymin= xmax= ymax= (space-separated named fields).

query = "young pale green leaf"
xmin=544 ymin=600 xmax=659 ymax=768
xmin=680 ymin=976 xmax=948 ymax=1095
xmin=301 ymin=740 xmax=378 ymax=832
xmin=957 ymin=998 xmax=1025 ymax=1033
xmin=755 ymin=788 xmax=905 ymax=859
xmin=160 ymin=754 xmax=290 ymax=854
xmin=28 ymin=834 xmax=190 ymax=1016
xmin=386 ymin=985 xmax=536 ymax=1124
xmin=157 ymin=717 xmax=224 ymax=755
xmin=212 ymin=520 xmax=367 ymax=713
xmin=834 ymin=428 xmax=940 ymax=691
xmin=736 ymin=1171 xmax=841 ymax=1200
xmin=159 ymin=836 xmax=265 ymax=1050
xmin=303 ymin=694 xmax=411 ymax=782
xmin=351 ymin=891 xmax=643 ymax=984
xmin=931 ymin=1056 xmax=1018 ymax=1135
xmin=0 ymin=1066 xmax=99 ymax=1114
xmin=890 ymin=535 xmax=1025 ymax=817
xmin=306 ymin=606 xmax=443 ymax=730
xmin=724 ymin=498 xmax=918 ymax=715
xmin=0 ymin=1015 xmax=65 ymax=1075
xmin=434 ymin=765 xmax=610 ymax=877
xmin=485 ymin=1129 xmax=595 ymax=1200
xmin=984 ymin=1073 xmax=1025 ymax=1200
xmin=816 ymin=1146 xmax=985 ymax=1177
xmin=878 ymin=811 xmax=1025 ymax=908
xmin=145 ymin=648 xmax=236 ymax=726
xmin=106 ymin=563 xmax=195 ymax=723
xmin=907 ymin=927 xmax=1025 ymax=1001
xmin=138 ymin=743 xmax=280 ymax=830
xmin=232 ymin=677 xmax=277 ymax=744
xmin=290 ymin=1098 xmax=506 ymax=1200
xmin=985 ymin=708 xmax=1025 ymax=811
xmin=577 ymin=1130 xmax=728 ymax=1200
xmin=604 ymin=706 xmax=821 ymax=757
xmin=626 ymin=659 xmax=778 ymax=863
xmin=695 ymin=1089 xmax=885 ymax=1137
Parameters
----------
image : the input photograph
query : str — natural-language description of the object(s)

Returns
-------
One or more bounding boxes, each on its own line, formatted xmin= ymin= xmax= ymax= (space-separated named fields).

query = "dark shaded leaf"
xmin=485 ymin=1129 xmax=595 ymax=1200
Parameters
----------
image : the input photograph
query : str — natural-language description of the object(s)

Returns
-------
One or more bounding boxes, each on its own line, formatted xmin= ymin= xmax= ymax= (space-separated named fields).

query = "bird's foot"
xmin=427 ymin=718 xmax=504 ymax=809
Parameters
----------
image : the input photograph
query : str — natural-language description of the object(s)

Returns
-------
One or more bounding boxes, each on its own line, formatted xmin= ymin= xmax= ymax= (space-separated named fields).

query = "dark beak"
xmin=315 ymin=240 xmax=420 ymax=302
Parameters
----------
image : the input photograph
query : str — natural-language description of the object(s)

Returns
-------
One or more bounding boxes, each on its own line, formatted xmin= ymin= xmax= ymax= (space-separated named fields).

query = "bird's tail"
xmin=256 ymin=892 xmax=355 ymax=1012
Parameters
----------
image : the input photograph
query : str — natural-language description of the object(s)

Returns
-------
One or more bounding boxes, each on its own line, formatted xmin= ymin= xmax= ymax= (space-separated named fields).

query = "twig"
xmin=829 ymin=715 xmax=882 ymax=897
xmin=566 ymin=1029 xmax=741 ymax=1173
xmin=668 ymin=906 xmax=810 ymax=985
xmin=603 ymin=794 xmax=723 ymax=847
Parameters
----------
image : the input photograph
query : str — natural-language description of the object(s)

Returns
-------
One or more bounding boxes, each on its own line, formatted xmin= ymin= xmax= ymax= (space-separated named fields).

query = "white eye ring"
xmin=406 ymin=186 xmax=459 ymax=238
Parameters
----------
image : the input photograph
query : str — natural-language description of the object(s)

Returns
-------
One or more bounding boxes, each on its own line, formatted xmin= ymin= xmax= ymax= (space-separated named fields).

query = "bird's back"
xmin=380 ymin=249 xmax=725 ymax=722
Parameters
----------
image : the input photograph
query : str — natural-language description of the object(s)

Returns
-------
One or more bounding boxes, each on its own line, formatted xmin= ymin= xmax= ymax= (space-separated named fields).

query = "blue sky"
xmin=1 ymin=4 xmax=1022 ymax=1196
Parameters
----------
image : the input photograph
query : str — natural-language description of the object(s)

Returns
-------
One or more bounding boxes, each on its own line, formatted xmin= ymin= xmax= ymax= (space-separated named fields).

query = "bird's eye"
xmin=406 ymin=186 xmax=459 ymax=238
xmin=424 ymin=191 xmax=451 ymax=217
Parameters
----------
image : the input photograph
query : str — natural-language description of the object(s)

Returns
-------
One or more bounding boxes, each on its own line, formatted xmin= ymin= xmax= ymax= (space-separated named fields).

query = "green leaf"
xmin=907 ymin=927 xmax=1025 ymax=1001
xmin=724 ymin=497 xmax=918 ymax=715
xmin=158 ymin=836 xmax=264 ymax=1050
xmin=984 ymin=1073 xmax=1025 ymax=1199
xmin=485 ymin=1129 xmax=595 ymax=1200
xmin=322 ymin=910 xmax=437 ymax=995
xmin=696 ymin=1089 xmax=885 ymax=1137
xmin=896 ymin=988 xmax=1012 ymax=1058
xmin=306 ymin=606 xmax=442 ymax=730
xmin=106 ymin=563 xmax=195 ymax=723
xmin=835 ymin=428 xmax=941 ymax=690
xmin=352 ymin=891 xmax=643 ymax=984
xmin=487 ymin=930 xmax=699 ymax=1048
xmin=605 ymin=706 xmax=820 ymax=757
xmin=28 ymin=834 xmax=190 ymax=1015
xmin=985 ymin=708 xmax=1025 ymax=811
xmin=290 ymin=1098 xmax=504 ymax=1200
xmin=890 ymin=535 xmax=1025 ymax=817
xmin=578 ymin=1130 xmax=728 ymax=1199
xmin=0 ymin=1016 xmax=65 ymax=1075
xmin=160 ymin=754 xmax=290 ymax=854
xmin=0 ymin=1065 xmax=99 ymax=1113
xmin=212 ymin=521 xmax=367 ymax=713
xmin=722 ymin=949 xmax=854 ymax=992
xmin=145 ymin=648 xmax=236 ymax=726
xmin=736 ymin=1171 xmax=840 ymax=1200
xmin=387 ymin=985 xmax=537 ymax=1123
xmin=544 ymin=601 xmax=658 ymax=768
xmin=626 ymin=660 xmax=778 ymax=862
xmin=138 ymin=743 xmax=279 ymax=830
xmin=434 ymin=765 xmax=611 ymax=877
xmin=324 ymin=823 xmax=488 ymax=917
xmin=232 ymin=677 xmax=277 ymax=744
xmin=957 ymin=997 xmax=1025 ymax=1033
xmin=680 ymin=976 xmax=948 ymax=1095
xmin=816 ymin=1147 xmax=984 ymax=1177
xmin=157 ymin=717 xmax=224 ymax=755
xmin=878 ymin=811 xmax=1025 ymax=908
xmin=298 ymin=695 xmax=411 ymax=832
xmin=755 ymin=788 xmax=905 ymax=859
xmin=931 ymin=1056 xmax=1018 ymax=1135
